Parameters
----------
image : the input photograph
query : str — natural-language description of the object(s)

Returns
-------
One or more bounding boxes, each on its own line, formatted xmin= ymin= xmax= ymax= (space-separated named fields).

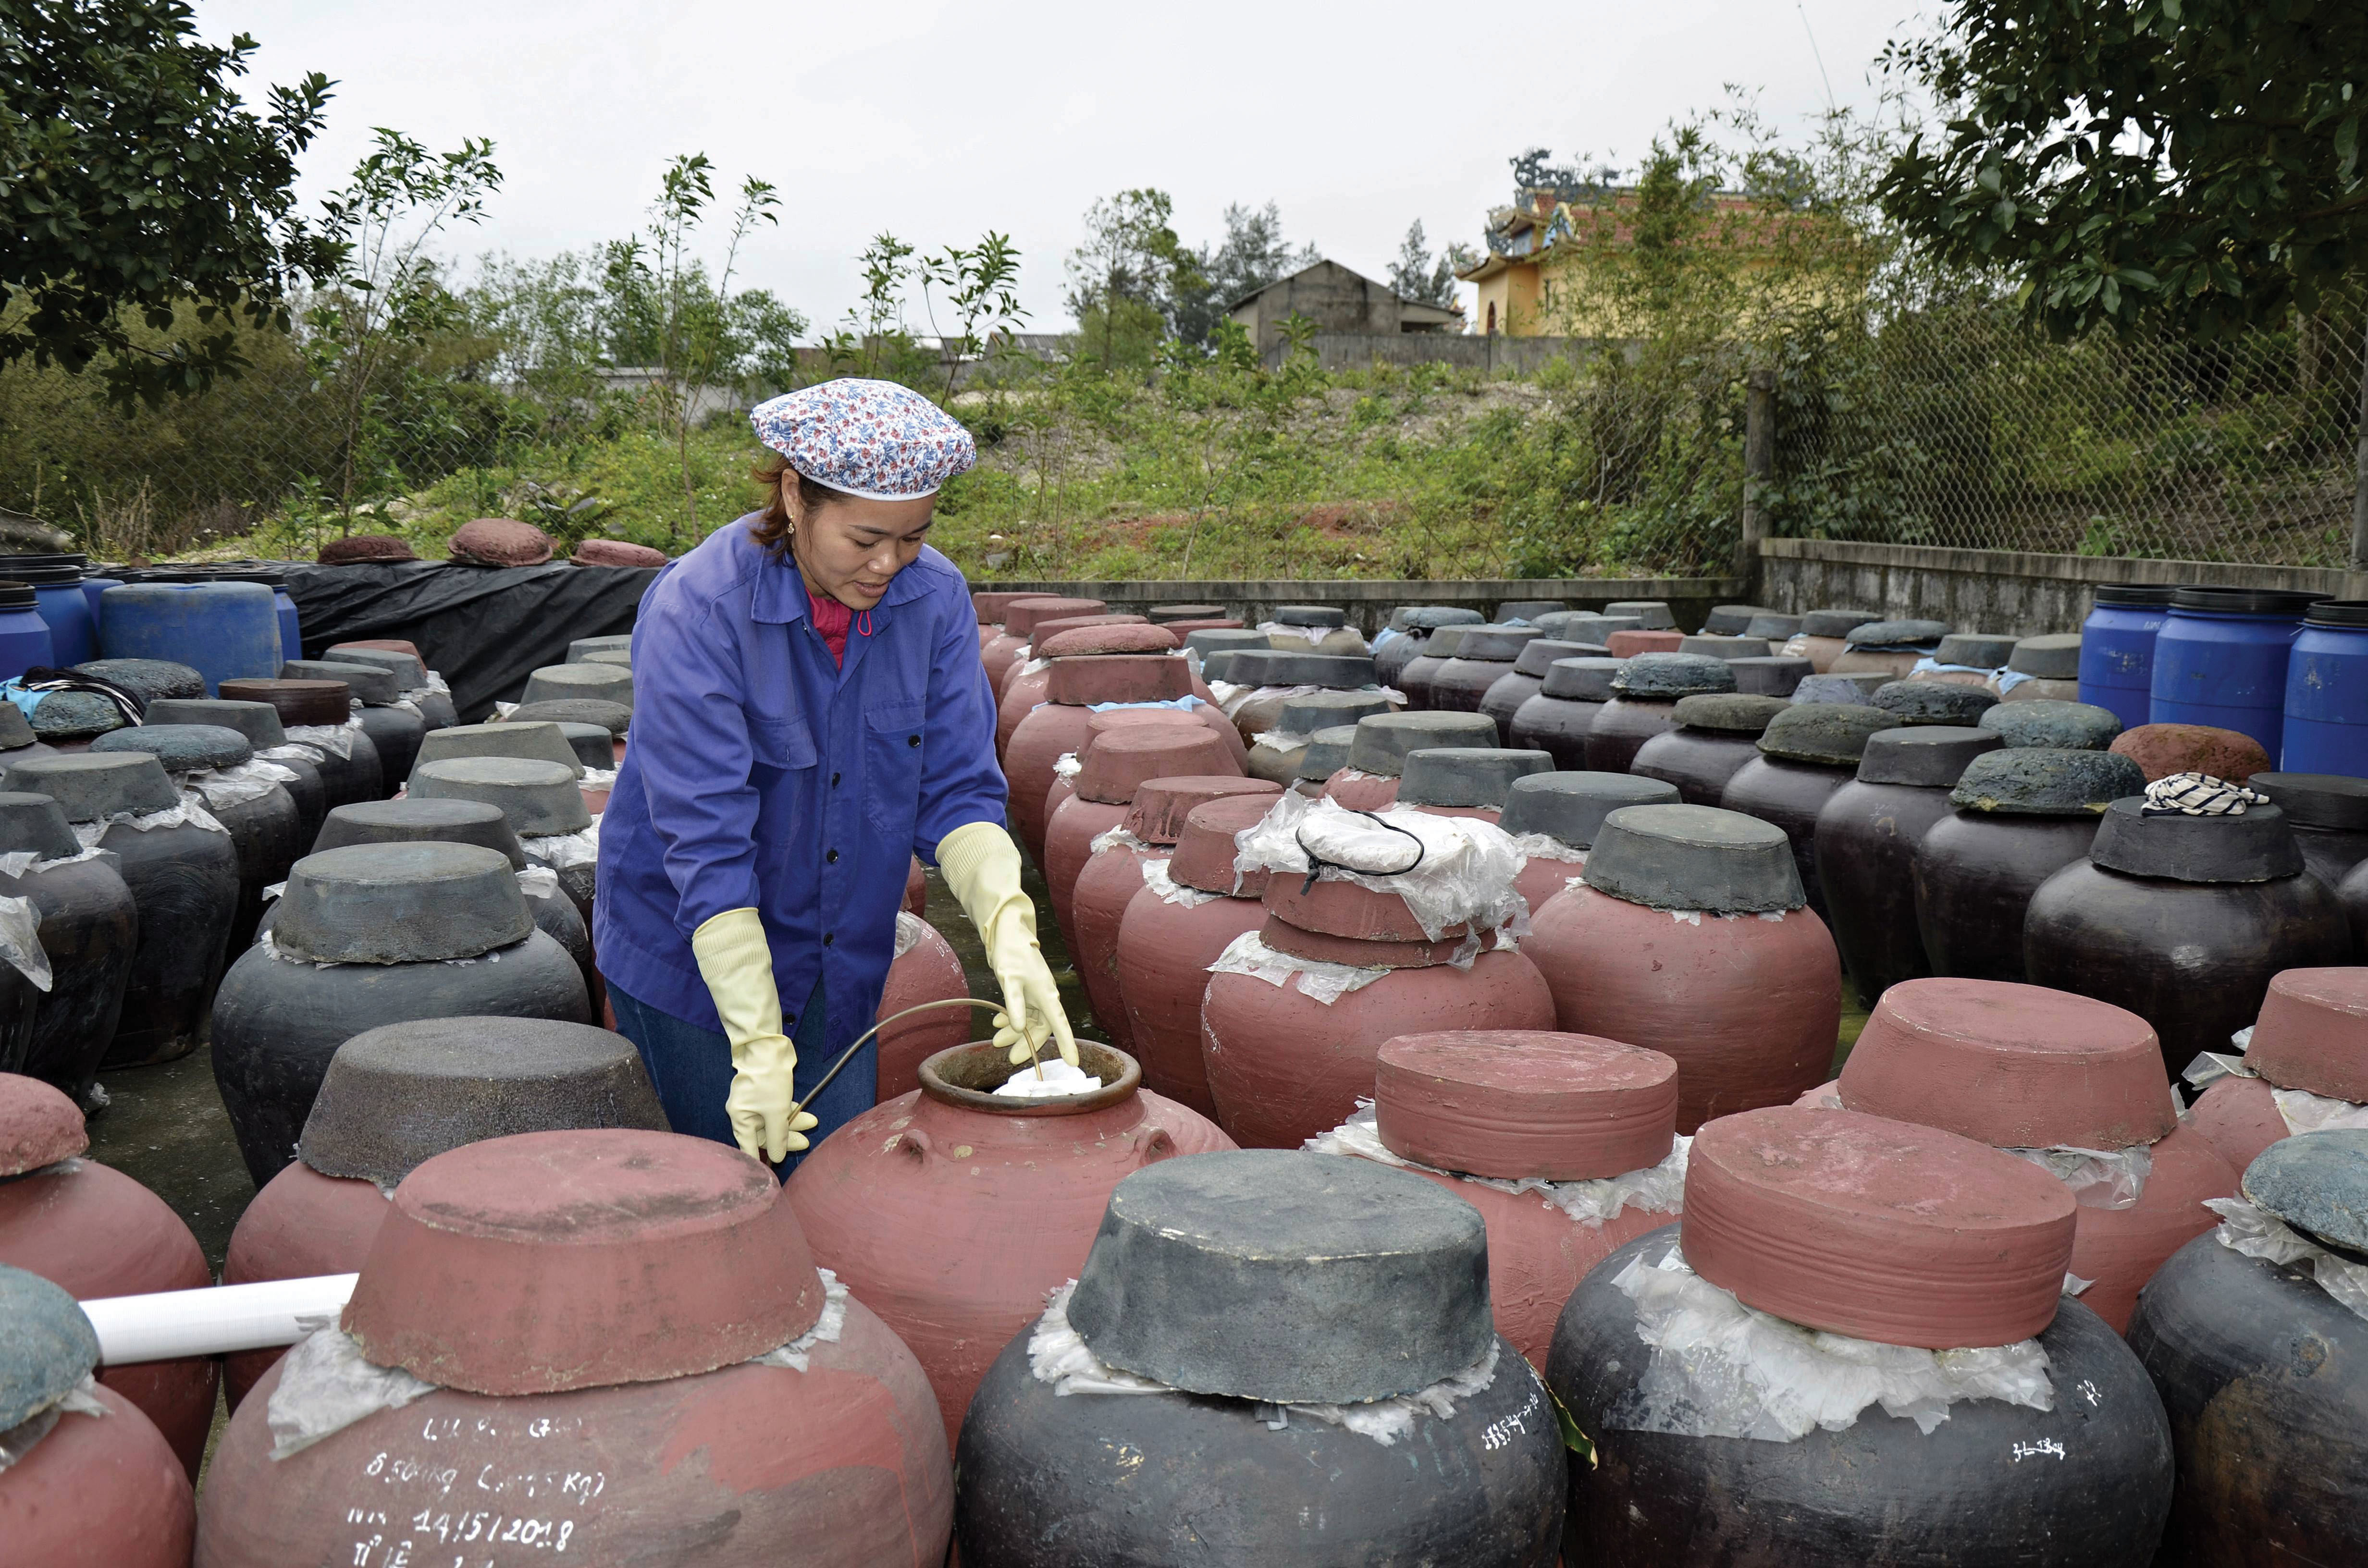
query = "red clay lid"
xmin=570 ymin=538 xmax=668 ymax=567
xmin=1682 ymin=1106 xmax=2076 ymax=1349
xmin=1077 ymin=729 xmax=1237 ymax=805
xmin=1607 ymin=629 xmax=1686 ymax=659
xmin=972 ymin=590 xmax=1038 ymax=624
xmin=1041 ymin=622 xmax=1174 ymax=658
xmin=1838 ymin=978 xmax=2177 ymax=1150
xmin=1047 ymin=654 xmax=1194 ymax=707
xmin=2247 ymin=968 xmax=2368 ymax=1101
xmin=343 ymin=1128 xmax=822 ymax=1396
xmin=2109 ymin=723 xmax=2271 ymax=784
xmin=1257 ymin=913 xmax=1466 ymax=969
xmin=1082 ymin=708 xmax=1205 ymax=749
xmin=330 ymin=638 xmax=424 ymax=661
xmin=220 ymin=677 xmax=352 ymax=726
xmin=1170 ymin=796 xmax=1278 ymax=895
xmin=1031 ymin=613 xmax=1147 ymax=649
xmin=1126 ymin=776 xmax=1279 ymax=845
xmin=0 ymin=1073 xmax=87 ymax=1176
xmin=1265 ymin=873 xmax=1461 ymax=946
xmin=1375 ymin=1031 xmax=1677 ymax=1180
xmin=1003 ymin=597 xmax=1106 ymax=637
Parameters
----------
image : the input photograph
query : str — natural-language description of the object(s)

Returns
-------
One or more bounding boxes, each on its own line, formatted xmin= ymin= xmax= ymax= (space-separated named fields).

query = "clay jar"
xmin=1199 ymin=859 xmax=1556 ymax=1150
xmin=1524 ymin=804 xmax=1842 ymax=1131
xmin=92 ymin=722 xmax=305 ymax=953
xmin=1043 ymin=725 xmax=1240 ymax=946
xmin=1911 ymin=632 xmax=2019 ymax=686
xmin=0 ymin=1073 xmax=218 ymax=1478
xmin=211 ymin=843 xmax=592 ymax=1186
xmin=1396 ymin=622 xmax=1479 ymax=710
xmin=4 ymin=752 xmax=239 ymax=1070
xmin=1216 ymin=649 xmax=1379 ymax=745
xmin=1728 ymin=653 xmax=1815 ymax=696
xmin=1606 ymin=628 xmax=1685 ymax=658
xmin=220 ymin=1017 xmax=669 ymax=1409
xmin=2127 ymin=1130 xmax=2368 ymax=1568
xmin=1038 ymin=705 xmax=1208 ymax=829
xmin=1374 ymin=607 xmax=1477 ymax=689
xmin=219 ymin=677 xmax=385 ymax=809
xmin=1070 ymin=775 xmax=1279 ymax=1057
xmin=1004 ymin=653 xmax=1197 ymax=867
xmin=0 ymin=1265 xmax=195 ymax=1568
xmin=784 ymin=1040 xmax=1233 ymax=1446
xmin=1781 ymin=608 xmax=1881 ymax=672
xmin=1585 ymin=653 xmax=1736 ymax=774
xmin=1479 ymin=637 xmax=1606 ymax=744
xmin=1837 ymin=978 xmax=2234 ymax=1331
xmin=1498 ymin=771 xmax=1677 ymax=914
xmin=995 ymin=620 xmax=1168 ymax=757
xmin=1395 ymin=747 xmax=1552 ymax=823
xmin=983 ymin=595 xmax=1096 ymax=688
xmin=1427 ymin=625 xmax=1542 ymax=715
xmin=2192 ymin=968 xmax=2368 ymax=1173
xmin=875 ymin=912 xmax=973 ymax=1099
xmin=0 ymin=704 xmax=57 ymax=774
xmin=200 ymin=1128 xmax=954 ymax=1568
xmin=2248 ymin=772 xmax=2368 ymax=894
xmin=283 ymin=658 xmax=424 ymax=794
xmin=1245 ymin=689 xmax=1393 ymax=784
xmin=1630 ymin=693 xmax=1789 ymax=806
xmin=2025 ymin=797 xmax=2349 ymax=1076
xmin=1720 ymin=702 xmax=1897 ymax=919
xmin=322 ymin=643 xmax=459 ymax=730
xmin=1828 ymin=617 xmax=1949 ymax=680
xmin=1812 ymin=726 xmax=2003 ymax=1002
xmin=1509 ymin=656 xmax=1622 ymax=770
xmin=146 ymin=696 xmax=329 ymax=845
xmin=409 ymin=756 xmax=599 ymax=925
xmin=2109 ymin=721 xmax=2270 ymax=783
xmin=1998 ymin=632 xmax=2084 ymax=702
xmin=1291 ymin=724 xmax=1357 ymax=796
xmin=1265 ymin=602 xmax=1368 ymax=657
xmin=1913 ymin=747 xmax=2146 ymax=983
xmin=1320 ymin=710 xmax=1499 ymax=810
xmin=0 ymin=794 xmax=136 ymax=1104
xmin=519 ymin=660 xmax=634 ymax=710
xmin=411 ymin=717 xmax=612 ymax=821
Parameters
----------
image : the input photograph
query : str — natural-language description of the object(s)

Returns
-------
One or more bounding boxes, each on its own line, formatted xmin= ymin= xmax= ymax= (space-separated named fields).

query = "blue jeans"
xmin=608 ymin=974 xmax=875 ymax=1179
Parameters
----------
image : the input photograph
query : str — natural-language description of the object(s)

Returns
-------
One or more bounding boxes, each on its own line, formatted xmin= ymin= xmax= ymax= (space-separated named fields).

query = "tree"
xmin=0 ymin=0 xmax=339 ymax=407
xmin=917 ymin=233 xmax=1027 ymax=401
xmin=1388 ymin=220 xmax=1477 ymax=311
xmin=1065 ymin=189 xmax=1192 ymax=367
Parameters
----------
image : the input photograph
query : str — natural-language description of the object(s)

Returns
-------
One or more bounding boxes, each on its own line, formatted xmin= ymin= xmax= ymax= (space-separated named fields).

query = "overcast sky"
xmin=192 ymin=0 xmax=1929 ymax=333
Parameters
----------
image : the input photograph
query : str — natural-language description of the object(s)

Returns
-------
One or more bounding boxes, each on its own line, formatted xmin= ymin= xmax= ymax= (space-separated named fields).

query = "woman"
xmin=594 ymin=378 xmax=1074 ymax=1171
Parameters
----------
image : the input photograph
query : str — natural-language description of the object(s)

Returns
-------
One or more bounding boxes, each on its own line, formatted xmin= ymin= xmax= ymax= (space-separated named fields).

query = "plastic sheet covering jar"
xmin=0 ymin=792 xmax=136 ymax=1104
xmin=0 ymin=580 xmax=53 ymax=680
xmin=2148 ymin=586 xmax=2324 ymax=759
xmin=2079 ymin=584 xmax=2174 ymax=729
xmin=0 ymin=1073 xmax=218 ymax=1479
xmin=783 ymin=1040 xmax=1233 ymax=1447
xmin=98 ymin=579 xmax=282 ymax=694
xmin=197 ymin=1128 xmax=955 ymax=1568
xmin=874 ymin=911 xmax=974 ymax=1100
xmin=2282 ymin=599 xmax=2368 ymax=775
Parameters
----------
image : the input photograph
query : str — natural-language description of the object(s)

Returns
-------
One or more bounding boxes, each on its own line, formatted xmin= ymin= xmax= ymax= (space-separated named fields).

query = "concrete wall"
xmin=1281 ymin=332 xmax=1631 ymax=376
xmin=1232 ymin=262 xmax=1412 ymax=356
xmin=978 ymin=574 xmax=1748 ymax=635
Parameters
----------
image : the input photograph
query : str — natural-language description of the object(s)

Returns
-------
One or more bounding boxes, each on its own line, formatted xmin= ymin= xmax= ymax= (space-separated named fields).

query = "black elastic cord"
xmin=1296 ymin=808 xmax=1425 ymax=894
xmin=17 ymin=667 xmax=145 ymax=725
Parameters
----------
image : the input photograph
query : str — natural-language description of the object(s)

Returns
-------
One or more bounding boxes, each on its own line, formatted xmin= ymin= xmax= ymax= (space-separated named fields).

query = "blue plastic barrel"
xmin=78 ymin=576 xmax=122 ymax=650
xmin=99 ymin=581 xmax=284 ymax=696
xmin=2150 ymin=586 xmax=2326 ymax=759
xmin=0 ymin=554 xmax=96 ymax=666
xmin=0 ymin=582 xmax=56 ymax=679
xmin=2283 ymin=600 xmax=2368 ymax=776
xmin=2077 ymin=583 xmax=2173 ymax=730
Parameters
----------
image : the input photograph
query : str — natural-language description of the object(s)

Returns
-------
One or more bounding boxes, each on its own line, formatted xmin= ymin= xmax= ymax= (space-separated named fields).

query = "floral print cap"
xmin=749 ymin=378 xmax=977 ymax=500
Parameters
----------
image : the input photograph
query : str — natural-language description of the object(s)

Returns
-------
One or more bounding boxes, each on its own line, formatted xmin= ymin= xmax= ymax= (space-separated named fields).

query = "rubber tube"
xmin=82 ymin=1273 xmax=358 ymax=1363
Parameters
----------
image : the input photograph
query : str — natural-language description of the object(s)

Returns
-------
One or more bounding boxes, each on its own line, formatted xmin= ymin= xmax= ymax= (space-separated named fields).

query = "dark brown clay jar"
xmin=2249 ymin=772 xmax=2368 ymax=906
xmin=1115 ymin=796 xmax=1277 ymax=1115
xmin=0 ymin=793 xmax=137 ymax=1105
xmin=1506 ymin=656 xmax=1621 ymax=770
xmin=220 ymin=678 xmax=385 ymax=809
xmin=1583 ymin=697 xmax=1680 ymax=773
xmin=1720 ymin=756 xmax=1857 ymax=919
xmin=1427 ymin=626 xmax=1539 ymax=715
xmin=1629 ymin=694 xmax=1789 ymax=807
xmin=1476 ymin=639 xmax=1603 ymax=745
xmin=1394 ymin=624 xmax=1478 ymax=711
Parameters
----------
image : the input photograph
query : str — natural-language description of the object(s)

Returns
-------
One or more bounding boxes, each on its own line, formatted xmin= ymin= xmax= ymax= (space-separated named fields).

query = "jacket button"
xmin=830 ymin=772 xmax=841 ymax=786
xmin=822 ymin=931 xmax=835 ymax=947
xmin=826 ymin=848 xmax=839 ymax=864
xmin=908 ymin=735 xmax=921 ymax=747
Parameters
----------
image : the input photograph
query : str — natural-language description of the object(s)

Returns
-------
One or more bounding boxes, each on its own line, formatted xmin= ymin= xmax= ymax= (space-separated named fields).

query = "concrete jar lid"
xmin=91 ymin=723 xmax=250 ymax=772
xmin=1400 ymin=607 xmax=1485 ymax=631
xmin=1064 ymin=1149 xmax=1495 ymax=1403
xmin=2 ymin=751 xmax=177 ymax=821
xmin=1374 ymin=1029 xmax=1678 ymax=1180
xmin=0 ymin=790 xmax=84 ymax=861
xmin=2247 ymin=968 xmax=2368 ymax=1102
xmin=1791 ymin=671 xmax=1888 ymax=705
xmin=1275 ymin=691 xmax=1391 ymax=734
xmin=1949 ymin=747 xmax=2145 ymax=816
xmin=1727 ymin=655 xmax=1813 ymax=697
xmin=1397 ymin=747 xmax=1552 ymax=808
xmin=1678 ymin=635 xmax=1772 ymax=660
xmin=2008 ymin=633 xmax=2082 ymax=679
xmin=2240 ymin=1127 xmax=2368 ymax=1254
xmin=274 ymin=842 xmax=533 ymax=963
xmin=73 ymin=658 xmax=202 ymax=702
xmin=1744 ymin=612 xmax=1802 ymax=640
xmin=145 ymin=698 xmax=290 ymax=749
xmin=1680 ymin=1106 xmax=2077 ymax=1349
xmin=1419 ymin=625 xmax=1480 ymax=660
xmin=520 ymin=662 xmax=633 ymax=710
xmin=282 ymin=659 xmax=398 ymax=706
xmin=0 ymin=1263 xmax=99 ymax=1431
xmin=1273 ymin=604 xmax=1346 ymax=628
xmin=343 ymin=1128 xmax=824 ymax=1395
xmin=1672 ymin=694 xmax=1788 ymax=735
xmin=2087 ymin=796 xmax=2304 ymax=882
xmin=567 ymin=634 xmax=634 ymax=662
xmin=1980 ymin=700 xmax=2122 ymax=751
xmin=1844 ymin=618 xmax=1950 ymax=649
xmin=508 ymin=698 xmax=630 ymax=736
xmin=1498 ymin=772 xmax=1678 ymax=848
xmin=1513 ymin=638 xmax=1606 ymax=678
xmin=1222 ymin=650 xmax=1374 ymax=689
xmin=1146 ymin=602 xmax=1225 ymax=622
xmin=1838 ymin=977 xmax=2177 ymax=1149
xmin=1167 ymin=795 xmax=1280 ymax=895
xmin=219 ymin=678 xmax=352 ymax=728
xmin=0 ymin=1072 xmax=87 ymax=1176
xmin=1801 ymin=608 xmax=1881 ymax=638
xmin=297 ymin=1017 xmax=670 ymax=1188
xmin=1935 ymin=633 xmax=2018 ymax=668
xmin=1613 ymin=653 xmax=1735 ymax=699
xmin=1046 ymin=653 xmax=1193 ymax=707
xmin=1455 ymin=626 xmax=1542 ymax=662
xmin=1854 ymin=726 xmax=2002 ymax=787
xmin=1756 ymin=703 xmax=1895 ymax=766
xmin=413 ymin=721 xmax=583 ymax=780
xmin=314 ymin=798 xmax=526 ymax=868
xmin=554 ymin=723 xmax=614 ymax=771
xmin=1603 ymin=600 xmax=1676 ymax=629
xmin=2246 ymin=772 xmax=2368 ymax=832
xmin=1541 ymin=657 xmax=1623 ymax=702
xmin=0 ymin=703 xmax=32 ymax=751
xmin=322 ymin=645 xmax=429 ymax=688
xmin=410 ymin=756 xmax=593 ymax=836
xmin=1123 ymin=776 xmax=1279 ymax=845
xmin=1075 ymin=727 xmax=1235 ymax=806
xmin=1702 ymin=604 xmax=1774 ymax=635
xmin=1497 ymin=599 xmax=1567 ymax=622
xmin=1873 ymin=680 xmax=1998 ymax=727
xmin=1582 ymin=802 xmax=1804 ymax=912
xmin=1183 ymin=628 xmax=1272 ymax=657
xmin=1346 ymin=711 xmax=1499 ymax=776
xmin=1534 ymin=612 xmax=1640 ymax=640
xmin=1295 ymin=725 xmax=1359 ymax=784
xmin=1041 ymin=623 xmax=1175 ymax=657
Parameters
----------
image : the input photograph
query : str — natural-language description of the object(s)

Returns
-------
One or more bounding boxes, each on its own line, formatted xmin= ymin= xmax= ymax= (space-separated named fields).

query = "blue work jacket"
xmin=592 ymin=514 xmax=1003 ymax=1043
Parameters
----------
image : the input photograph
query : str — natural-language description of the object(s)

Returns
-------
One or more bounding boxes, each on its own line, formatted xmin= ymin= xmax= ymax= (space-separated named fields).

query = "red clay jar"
xmin=784 ymin=1041 xmax=1233 ymax=1446
xmin=2109 ymin=722 xmax=2271 ymax=783
xmin=1044 ymin=727 xmax=1239 ymax=947
xmin=904 ymin=852 xmax=928 ymax=917
xmin=0 ymin=1072 xmax=217 ymax=1480
xmin=2185 ymin=1073 xmax=2287 ymax=1175
xmin=0 ymin=1356 xmax=195 ymax=1568
xmin=2187 ymin=967 xmax=2368 ymax=1173
xmin=1003 ymin=653 xmax=1196 ymax=865
xmin=1499 ymin=772 xmax=1677 ymax=915
xmin=1040 ymin=707 xmax=1209 ymax=830
xmin=1606 ymin=629 xmax=1684 ymax=659
xmin=1070 ymin=774 xmax=1277 ymax=1055
xmin=982 ymin=595 xmax=1100 ymax=692
xmin=876 ymin=914 xmax=974 ymax=1100
xmin=330 ymin=636 xmax=423 ymax=661
xmin=993 ymin=618 xmax=1157 ymax=752
xmin=1683 ymin=1105 xmax=2078 ymax=1348
xmin=1526 ymin=804 xmax=1842 ymax=1132
xmin=1115 ymin=796 xmax=1278 ymax=1115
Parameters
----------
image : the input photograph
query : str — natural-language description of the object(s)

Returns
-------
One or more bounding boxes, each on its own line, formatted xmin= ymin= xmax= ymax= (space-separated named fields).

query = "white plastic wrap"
xmin=1256 ymin=622 xmax=1333 ymax=647
xmin=1605 ymin=1240 xmax=2055 ymax=1442
xmin=1509 ymin=832 xmax=1585 ymax=866
xmin=0 ymin=844 xmax=104 ymax=880
xmin=0 ymin=1375 xmax=109 ymax=1474
xmin=1089 ymin=826 xmax=1149 ymax=856
xmin=580 ymin=767 xmax=618 ymax=792
xmin=2206 ymin=1197 xmax=2368 ymax=1322
xmin=2181 ymin=1036 xmax=2368 ymax=1138
xmin=186 ymin=758 xmax=300 ymax=810
xmin=1208 ymin=929 xmax=1389 ymax=1004
xmin=1233 ymin=792 xmax=1527 ymax=944
xmin=1142 ymin=858 xmax=1222 ymax=907
xmin=2002 ymin=1144 xmax=2154 ymax=1210
xmin=893 ymin=909 xmax=930 ymax=960
xmin=993 ymin=1059 xmax=1104 ymax=1098
xmin=71 ymin=798 xmax=227 ymax=850
xmin=1025 ymin=1282 xmax=1503 ymax=1447
xmin=256 ymin=741 xmax=325 ymax=770
xmin=1306 ymin=1103 xmax=1688 ymax=1226
xmin=1249 ymin=729 xmax=1313 ymax=753
xmin=1206 ymin=680 xmax=1246 ymax=705
xmin=282 ymin=718 xmax=364 ymax=760
xmin=1052 ymin=752 xmax=1082 ymax=781
xmin=1662 ymin=907 xmax=1791 ymax=927
xmin=745 ymin=1269 xmax=851 ymax=1372
xmin=0 ymin=892 xmax=51 ymax=991
xmin=521 ymin=819 xmax=600 ymax=871
xmin=515 ymin=865 xmax=561 ymax=900
xmin=259 ymin=931 xmax=528 ymax=971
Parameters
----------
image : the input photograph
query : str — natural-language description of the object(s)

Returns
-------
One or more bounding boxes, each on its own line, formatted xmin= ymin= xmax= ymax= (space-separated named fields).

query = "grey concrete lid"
xmin=555 ymin=723 xmax=616 ymax=770
xmin=276 ymin=842 xmax=534 ymax=963
xmin=1183 ymin=629 xmax=1272 ymax=657
xmin=1498 ymin=599 xmax=1567 ymax=621
xmin=1603 ymin=600 xmax=1677 ymax=629
xmin=2008 ymin=633 xmax=2082 ymax=679
xmin=315 ymin=798 xmax=526 ymax=868
xmin=1277 ymin=691 xmax=1392 ymax=733
xmin=145 ymin=698 xmax=288 ymax=749
xmin=1583 ymin=802 xmax=1806 ymax=912
xmin=1536 ymin=612 xmax=1642 ymax=640
xmin=1147 ymin=603 xmax=1225 ymax=622
xmin=1401 ymin=606 xmax=1485 ymax=631
xmin=1420 ymin=625 xmax=1476 ymax=658
xmin=299 ymin=1017 xmax=671 ymax=1186
xmin=0 ymin=1263 xmax=98 ymax=1431
xmin=1612 ymin=653 xmax=1736 ymax=699
xmin=1542 ymin=656 xmax=1624 ymax=702
xmin=1498 ymin=771 xmax=1678 ymax=846
xmin=1979 ymin=700 xmax=2122 ymax=751
xmin=282 ymin=658 xmax=399 ymax=706
xmin=1065 ymin=1150 xmax=1493 ymax=1403
xmin=1346 ymin=712 xmax=1500 ymax=775
xmin=1456 ymin=626 xmax=1541 ymax=662
xmin=324 ymin=646 xmax=428 ymax=687
xmin=2249 ymin=772 xmax=2368 ymax=832
xmin=1674 ymin=694 xmax=1789 ymax=735
xmin=1679 ymin=635 xmax=1772 ymax=660
xmin=2242 ymin=1129 xmax=2368 ymax=1251
xmin=1514 ymin=638 xmax=1606 ymax=677
xmin=1792 ymin=672 xmax=1889 ymax=705
xmin=1729 ymin=655 xmax=1813 ymax=697
xmin=1856 ymin=726 xmax=2004 ymax=788
xmin=1222 ymin=650 xmax=1374 ymax=688
xmin=92 ymin=723 xmax=251 ymax=772
xmin=1398 ymin=747 xmax=1552 ymax=807
xmin=0 ymin=704 xmax=30 ymax=751
xmin=2090 ymin=796 xmax=2304 ymax=882
xmin=1296 ymin=724 xmax=1359 ymax=781
xmin=410 ymin=756 xmax=592 ymax=836
xmin=520 ymin=662 xmax=633 ymax=710
xmin=567 ymin=635 xmax=634 ymax=662
xmin=1744 ymin=612 xmax=1802 ymax=640
xmin=0 ymin=793 xmax=81 ymax=860
xmin=1197 ymin=650 xmax=1247 ymax=682
xmin=1801 ymin=608 xmax=1881 ymax=638
xmin=26 ymin=691 xmax=124 ymax=741
xmin=1936 ymin=633 xmax=2019 ymax=669
xmin=2 ymin=751 xmax=176 ymax=821
xmin=1873 ymin=680 xmax=2000 ymax=726
xmin=413 ymin=721 xmax=584 ymax=780
xmin=1703 ymin=604 xmax=1775 ymax=635
xmin=1950 ymin=747 xmax=2147 ymax=815
xmin=579 ymin=649 xmax=630 ymax=666
xmin=1273 ymin=604 xmax=1345 ymax=627
xmin=72 ymin=658 xmax=202 ymax=702
xmin=1758 ymin=703 xmax=1897 ymax=765
xmin=509 ymin=698 xmax=630 ymax=736
xmin=1844 ymin=618 xmax=1950 ymax=649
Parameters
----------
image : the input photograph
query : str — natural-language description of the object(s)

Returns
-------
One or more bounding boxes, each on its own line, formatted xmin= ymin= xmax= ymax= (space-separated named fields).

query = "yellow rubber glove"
xmin=937 ymin=821 xmax=1080 ymax=1069
xmin=691 ymin=907 xmax=820 ymax=1163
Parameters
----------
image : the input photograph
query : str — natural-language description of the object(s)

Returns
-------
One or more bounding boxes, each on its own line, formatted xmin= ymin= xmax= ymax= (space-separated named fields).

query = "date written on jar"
xmin=338 ymin=1507 xmax=580 ymax=1564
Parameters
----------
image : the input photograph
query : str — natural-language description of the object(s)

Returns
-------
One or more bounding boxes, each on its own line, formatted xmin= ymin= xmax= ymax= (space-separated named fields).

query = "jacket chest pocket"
xmin=750 ymin=718 xmax=820 ymax=776
xmin=863 ymin=701 xmax=926 ymax=841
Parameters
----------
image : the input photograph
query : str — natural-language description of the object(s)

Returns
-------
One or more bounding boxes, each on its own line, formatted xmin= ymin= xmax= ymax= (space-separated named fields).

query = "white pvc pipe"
xmin=81 ymin=1274 xmax=358 ymax=1364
